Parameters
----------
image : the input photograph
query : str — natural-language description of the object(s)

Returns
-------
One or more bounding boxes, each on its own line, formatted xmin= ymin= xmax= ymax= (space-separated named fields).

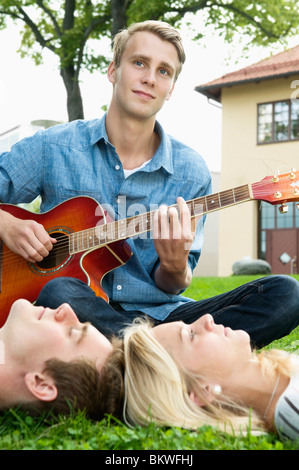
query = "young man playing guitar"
xmin=0 ymin=21 xmax=299 ymax=348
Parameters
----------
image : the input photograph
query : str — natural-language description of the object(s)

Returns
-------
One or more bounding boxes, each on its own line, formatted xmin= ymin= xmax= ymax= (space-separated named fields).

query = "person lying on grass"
xmin=0 ymin=299 xmax=123 ymax=419
xmin=119 ymin=315 xmax=299 ymax=441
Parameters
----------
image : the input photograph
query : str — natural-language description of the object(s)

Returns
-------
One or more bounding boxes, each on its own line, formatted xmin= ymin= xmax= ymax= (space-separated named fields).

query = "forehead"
xmin=152 ymin=321 xmax=181 ymax=346
xmin=122 ymin=31 xmax=180 ymax=66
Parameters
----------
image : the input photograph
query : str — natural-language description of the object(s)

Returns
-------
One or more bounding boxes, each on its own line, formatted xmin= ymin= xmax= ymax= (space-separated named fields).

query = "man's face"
xmin=2 ymin=299 xmax=112 ymax=371
xmin=108 ymin=31 xmax=180 ymax=120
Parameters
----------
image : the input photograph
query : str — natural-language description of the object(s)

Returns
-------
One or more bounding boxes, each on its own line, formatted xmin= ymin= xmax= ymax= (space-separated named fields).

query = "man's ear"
xmin=107 ymin=61 xmax=117 ymax=84
xmin=166 ymin=83 xmax=175 ymax=101
xmin=24 ymin=372 xmax=58 ymax=402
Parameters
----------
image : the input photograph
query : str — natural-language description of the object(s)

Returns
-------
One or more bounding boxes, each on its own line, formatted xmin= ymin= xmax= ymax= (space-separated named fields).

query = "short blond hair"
xmin=112 ymin=20 xmax=186 ymax=80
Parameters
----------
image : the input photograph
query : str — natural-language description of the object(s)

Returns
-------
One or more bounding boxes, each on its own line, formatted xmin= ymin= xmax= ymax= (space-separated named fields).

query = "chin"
xmin=9 ymin=298 xmax=27 ymax=315
xmin=235 ymin=328 xmax=251 ymax=345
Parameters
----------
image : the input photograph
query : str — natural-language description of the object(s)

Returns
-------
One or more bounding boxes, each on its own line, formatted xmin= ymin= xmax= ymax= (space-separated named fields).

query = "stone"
xmin=232 ymin=259 xmax=272 ymax=275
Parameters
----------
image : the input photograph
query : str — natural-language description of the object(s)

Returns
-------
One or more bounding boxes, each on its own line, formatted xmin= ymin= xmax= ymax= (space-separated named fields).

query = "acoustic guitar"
xmin=0 ymin=169 xmax=298 ymax=326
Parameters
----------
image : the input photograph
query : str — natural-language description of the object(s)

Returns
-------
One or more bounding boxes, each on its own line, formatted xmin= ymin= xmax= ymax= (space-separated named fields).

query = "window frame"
xmin=257 ymin=99 xmax=299 ymax=145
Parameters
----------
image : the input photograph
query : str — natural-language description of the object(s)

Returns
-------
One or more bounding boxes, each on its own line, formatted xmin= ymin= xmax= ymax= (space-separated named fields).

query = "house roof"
xmin=195 ymin=44 xmax=299 ymax=102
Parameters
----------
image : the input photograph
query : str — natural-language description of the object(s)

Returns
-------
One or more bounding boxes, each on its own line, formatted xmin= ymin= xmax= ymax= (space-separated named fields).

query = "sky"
xmin=0 ymin=18 xmax=297 ymax=172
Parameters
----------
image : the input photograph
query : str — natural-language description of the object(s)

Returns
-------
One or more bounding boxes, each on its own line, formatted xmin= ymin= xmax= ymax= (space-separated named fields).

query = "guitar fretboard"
xmin=69 ymin=184 xmax=251 ymax=255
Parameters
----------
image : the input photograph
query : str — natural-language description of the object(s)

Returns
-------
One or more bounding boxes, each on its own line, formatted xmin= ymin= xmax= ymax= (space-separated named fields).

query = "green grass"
xmin=1 ymin=275 xmax=299 ymax=451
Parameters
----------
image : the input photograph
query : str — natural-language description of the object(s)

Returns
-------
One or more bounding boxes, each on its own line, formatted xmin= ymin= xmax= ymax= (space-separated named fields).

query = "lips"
xmin=38 ymin=307 xmax=45 ymax=320
xmin=133 ymin=90 xmax=155 ymax=100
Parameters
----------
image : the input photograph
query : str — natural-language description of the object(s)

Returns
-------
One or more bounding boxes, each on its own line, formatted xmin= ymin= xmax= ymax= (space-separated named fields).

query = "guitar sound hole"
xmin=35 ymin=232 xmax=70 ymax=270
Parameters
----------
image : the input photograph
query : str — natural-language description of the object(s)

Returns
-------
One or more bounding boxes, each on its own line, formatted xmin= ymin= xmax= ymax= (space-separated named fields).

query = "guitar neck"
xmin=188 ymin=183 xmax=252 ymax=218
xmin=69 ymin=184 xmax=252 ymax=254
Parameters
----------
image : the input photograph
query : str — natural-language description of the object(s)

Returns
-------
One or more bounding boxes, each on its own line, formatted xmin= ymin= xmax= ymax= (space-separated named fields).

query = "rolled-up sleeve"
xmin=0 ymin=131 xmax=44 ymax=204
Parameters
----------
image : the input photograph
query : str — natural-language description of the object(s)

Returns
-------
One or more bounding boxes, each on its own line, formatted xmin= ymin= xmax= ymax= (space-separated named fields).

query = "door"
xmin=266 ymin=229 xmax=298 ymax=274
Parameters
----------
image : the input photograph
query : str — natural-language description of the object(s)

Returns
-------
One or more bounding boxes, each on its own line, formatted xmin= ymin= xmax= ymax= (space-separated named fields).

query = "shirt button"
xmin=115 ymin=164 xmax=120 ymax=170
xmin=117 ymin=285 xmax=122 ymax=291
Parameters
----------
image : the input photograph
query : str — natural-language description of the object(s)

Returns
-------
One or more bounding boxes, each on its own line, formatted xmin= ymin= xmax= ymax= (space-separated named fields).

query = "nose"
xmin=54 ymin=303 xmax=80 ymax=325
xmin=191 ymin=314 xmax=214 ymax=332
xmin=142 ymin=68 xmax=156 ymax=87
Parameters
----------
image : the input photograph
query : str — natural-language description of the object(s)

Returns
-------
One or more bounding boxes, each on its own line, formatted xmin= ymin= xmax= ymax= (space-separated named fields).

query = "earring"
xmin=213 ymin=385 xmax=222 ymax=395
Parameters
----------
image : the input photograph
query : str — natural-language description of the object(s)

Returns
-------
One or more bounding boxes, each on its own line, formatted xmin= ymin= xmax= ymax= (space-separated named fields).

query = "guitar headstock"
xmin=252 ymin=170 xmax=299 ymax=211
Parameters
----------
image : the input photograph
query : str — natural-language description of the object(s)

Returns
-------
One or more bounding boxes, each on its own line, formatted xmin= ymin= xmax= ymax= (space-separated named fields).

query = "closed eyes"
xmin=179 ymin=323 xmax=195 ymax=342
xmin=69 ymin=323 xmax=90 ymax=344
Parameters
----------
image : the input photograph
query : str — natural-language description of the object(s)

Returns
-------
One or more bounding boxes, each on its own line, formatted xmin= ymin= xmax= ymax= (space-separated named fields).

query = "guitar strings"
xmin=0 ymin=187 xmax=255 ymax=267
xmin=1 ymin=178 xmax=297 ymax=270
xmin=0 ymin=187 xmax=284 ymax=267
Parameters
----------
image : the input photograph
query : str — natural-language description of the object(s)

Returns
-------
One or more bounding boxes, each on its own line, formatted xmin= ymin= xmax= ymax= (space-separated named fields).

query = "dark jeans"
xmin=36 ymin=275 xmax=299 ymax=348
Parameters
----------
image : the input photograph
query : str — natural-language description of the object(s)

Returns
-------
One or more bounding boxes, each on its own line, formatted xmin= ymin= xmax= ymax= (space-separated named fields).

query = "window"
xmin=257 ymin=100 xmax=299 ymax=144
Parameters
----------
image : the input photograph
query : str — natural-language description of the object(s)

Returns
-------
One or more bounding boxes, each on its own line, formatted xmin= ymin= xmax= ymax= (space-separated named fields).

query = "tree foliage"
xmin=0 ymin=0 xmax=298 ymax=121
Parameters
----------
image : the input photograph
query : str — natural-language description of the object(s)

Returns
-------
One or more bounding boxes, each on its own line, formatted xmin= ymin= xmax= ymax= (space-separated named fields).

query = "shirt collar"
xmin=90 ymin=114 xmax=174 ymax=175
xmin=150 ymin=121 xmax=174 ymax=175
xmin=90 ymin=114 xmax=110 ymax=145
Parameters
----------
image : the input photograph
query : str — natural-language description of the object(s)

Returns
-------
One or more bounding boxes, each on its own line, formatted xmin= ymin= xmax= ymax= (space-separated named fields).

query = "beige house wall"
xmin=218 ymin=75 xmax=299 ymax=275
xmin=194 ymin=171 xmax=220 ymax=276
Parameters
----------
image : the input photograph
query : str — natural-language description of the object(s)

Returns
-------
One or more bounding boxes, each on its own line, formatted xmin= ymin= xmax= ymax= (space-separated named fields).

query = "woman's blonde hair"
xmin=112 ymin=20 xmax=186 ymax=81
xmin=122 ymin=319 xmax=295 ymax=435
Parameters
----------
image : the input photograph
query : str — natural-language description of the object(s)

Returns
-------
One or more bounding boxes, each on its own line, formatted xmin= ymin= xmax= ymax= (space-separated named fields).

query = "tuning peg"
xmin=296 ymin=203 xmax=299 ymax=211
xmin=279 ymin=204 xmax=288 ymax=214
xmin=289 ymin=170 xmax=296 ymax=180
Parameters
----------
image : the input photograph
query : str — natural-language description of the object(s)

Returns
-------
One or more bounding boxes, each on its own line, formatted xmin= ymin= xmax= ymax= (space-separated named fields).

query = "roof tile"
xmin=195 ymin=45 xmax=299 ymax=102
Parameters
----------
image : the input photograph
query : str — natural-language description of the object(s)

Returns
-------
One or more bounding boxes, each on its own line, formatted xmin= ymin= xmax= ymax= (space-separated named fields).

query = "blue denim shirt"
xmin=0 ymin=115 xmax=211 ymax=320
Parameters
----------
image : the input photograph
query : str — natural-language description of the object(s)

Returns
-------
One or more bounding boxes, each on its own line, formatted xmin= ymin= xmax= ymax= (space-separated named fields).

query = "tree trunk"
xmin=60 ymin=0 xmax=129 ymax=121
xmin=60 ymin=65 xmax=84 ymax=121
xmin=111 ymin=0 xmax=128 ymax=37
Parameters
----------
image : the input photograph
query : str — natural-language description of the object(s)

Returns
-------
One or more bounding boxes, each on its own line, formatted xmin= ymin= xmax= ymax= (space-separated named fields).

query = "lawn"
xmin=1 ymin=274 xmax=299 ymax=452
